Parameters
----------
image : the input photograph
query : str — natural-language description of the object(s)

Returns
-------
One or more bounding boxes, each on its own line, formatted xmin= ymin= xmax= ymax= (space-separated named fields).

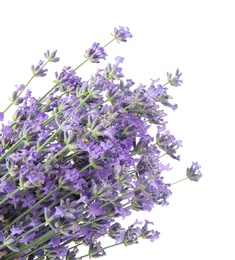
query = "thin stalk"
xmin=171 ymin=177 xmax=188 ymax=185
xmin=102 ymin=38 xmax=116 ymax=48
xmin=163 ymin=81 xmax=169 ymax=87
xmin=80 ymin=241 xmax=123 ymax=259
xmin=38 ymin=82 xmax=59 ymax=103
xmin=78 ymin=163 xmax=92 ymax=174
xmin=72 ymin=58 xmax=89 ymax=72
xmin=0 ymin=172 xmax=10 ymax=182
xmin=36 ymin=128 xmax=62 ymax=153
xmin=2 ymin=76 xmax=34 ymax=114
xmin=2 ymin=60 xmax=49 ymax=114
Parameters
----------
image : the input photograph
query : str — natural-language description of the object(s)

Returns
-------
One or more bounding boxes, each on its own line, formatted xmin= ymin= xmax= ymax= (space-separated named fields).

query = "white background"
xmin=0 ymin=1 xmax=234 ymax=259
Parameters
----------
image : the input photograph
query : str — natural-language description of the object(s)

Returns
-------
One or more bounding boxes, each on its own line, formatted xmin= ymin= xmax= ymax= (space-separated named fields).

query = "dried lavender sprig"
xmin=72 ymin=38 xmax=116 ymax=71
xmin=2 ymin=60 xmax=50 ymax=114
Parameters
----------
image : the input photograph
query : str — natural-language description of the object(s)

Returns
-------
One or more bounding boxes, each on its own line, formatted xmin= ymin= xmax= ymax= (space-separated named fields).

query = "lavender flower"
xmin=112 ymin=26 xmax=133 ymax=42
xmin=122 ymin=224 xmax=140 ymax=246
xmin=0 ymin=26 xmax=202 ymax=259
xmin=140 ymin=220 xmax=160 ymax=242
xmin=44 ymin=50 xmax=60 ymax=62
xmin=167 ymin=68 xmax=183 ymax=87
xmin=84 ymin=42 xmax=107 ymax=63
xmin=108 ymin=222 xmax=125 ymax=241
xmin=103 ymin=56 xmax=124 ymax=80
xmin=88 ymin=239 xmax=106 ymax=258
xmin=31 ymin=60 xmax=48 ymax=77
xmin=187 ymin=162 xmax=202 ymax=181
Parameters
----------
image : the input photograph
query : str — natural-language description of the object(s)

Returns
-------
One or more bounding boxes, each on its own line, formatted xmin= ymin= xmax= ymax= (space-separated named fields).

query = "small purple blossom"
xmin=140 ymin=220 xmax=160 ymax=242
xmin=88 ymin=239 xmax=106 ymax=258
xmin=44 ymin=50 xmax=60 ymax=62
xmin=112 ymin=26 xmax=133 ymax=42
xmin=84 ymin=42 xmax=107 ymax=63
xmin=187 ymin=162 xmax=202 ymax=181
xmin=31 ymin=60 xmax=48 ymax=77
xmin=88 ymin=201 xmax=105 ymax=218
xmin=167 ymin=68 xmax=183 ymax=87
xmin=103 ymin=56 xmax=124 ymax=80
xmin=10 ymin=225 xmax=24 ymax=236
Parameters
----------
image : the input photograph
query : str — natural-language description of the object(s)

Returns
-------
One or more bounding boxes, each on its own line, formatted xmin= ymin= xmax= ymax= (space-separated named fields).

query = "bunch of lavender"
xmin=0 ymin=26 xmax=202 ymax=259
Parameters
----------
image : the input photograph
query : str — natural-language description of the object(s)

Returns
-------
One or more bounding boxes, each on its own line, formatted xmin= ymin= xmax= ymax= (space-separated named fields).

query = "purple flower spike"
xmin=31 ymin=60 xmax=48 ymax=77
xmin=140 ymin=220 xmax=160 ymax=242
xmin=167 ymin=68 xmax=183 ymax=87
xmin=44 ymin=50 xmax=60 ymax=62
xmin=84 ymin=42 xmax=107 ymax=63
xmin=187 ymin=162 xmax=202 ymax=181
xmin=112 ymin=26 xmax=133 ymax=42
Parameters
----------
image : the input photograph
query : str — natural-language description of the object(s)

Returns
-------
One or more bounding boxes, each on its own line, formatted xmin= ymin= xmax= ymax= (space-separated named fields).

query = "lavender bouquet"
xmin=0 ymin=26 xmax=202 ymax=259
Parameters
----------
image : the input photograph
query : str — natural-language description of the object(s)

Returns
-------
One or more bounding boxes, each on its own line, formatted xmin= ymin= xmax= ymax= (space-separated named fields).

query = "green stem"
xmin=72 ymin=37 xmax=116 ymax=72
xmin=2 ymin=102 xmax=14 ymax=114
xmin=38 ymin=82 xmax=59 ymax=103
xmin=0 ymin=136 xmax=25 ymax=162
xmin=4 ymin=185 xmax=62 ymax=230
xmin=171 ymin=177 xmax=188 ymax=185
xmin=0 ymin=172 xmax=10 ymax=182
xmin=103 ymin=38 xmax=116 ymax=48
xmin=72 ymin=58 xmax=89 ymax=72
xmin=103 ymin=241 xmax=124 ymax=250
xmin=163 ymin=81 xmax=169 ymax=87
xmin=2 ymin=75 xmax=34 ymax=114
xmin=36 ymin=128 xmax=62 ymax=153
xmin=157 ymin=152 xmax=167 ymax=159
xmin=78 ymin=163 xmax=92 ymax=174
xmin=80 ymin=241 xmax=123 ymax=259
xmin=62 ymin=238 xmax=82 ymax=248
xmin=2 ymin=60 xmax=49 ymax=114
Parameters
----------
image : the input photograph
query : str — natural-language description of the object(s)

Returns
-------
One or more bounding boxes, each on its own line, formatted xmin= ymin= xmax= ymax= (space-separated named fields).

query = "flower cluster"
xmin=0 ymin=26 xmax=201 ymax=259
